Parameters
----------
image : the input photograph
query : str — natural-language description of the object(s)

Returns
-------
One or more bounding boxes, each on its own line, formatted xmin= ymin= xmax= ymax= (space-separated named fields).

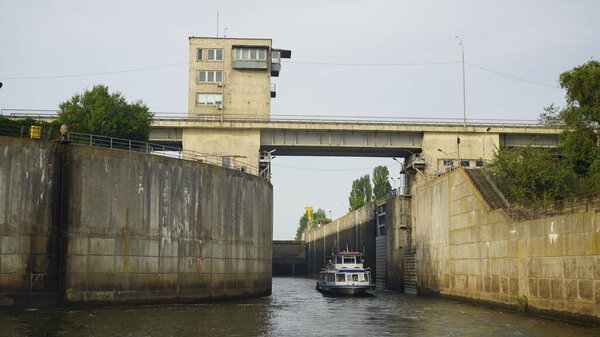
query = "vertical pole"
xmin=455 ymin=36 xmax=467 ymax=127
xmin=461 ymin=46 xmax=466 ymax=127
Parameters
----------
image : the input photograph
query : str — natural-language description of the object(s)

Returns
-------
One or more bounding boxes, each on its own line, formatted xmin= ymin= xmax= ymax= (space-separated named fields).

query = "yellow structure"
xmin=29 ymin=125 xmax=41 ymax=139
xmin=305 ymin=207 xmax=314 ymax=222
xmin=184 ymin=37 xmax=290 ymax=172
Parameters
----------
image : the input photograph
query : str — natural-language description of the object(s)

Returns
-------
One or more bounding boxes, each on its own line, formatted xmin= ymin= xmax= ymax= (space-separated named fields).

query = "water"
xmin=1 ymin=277 xmax=598 ymax=337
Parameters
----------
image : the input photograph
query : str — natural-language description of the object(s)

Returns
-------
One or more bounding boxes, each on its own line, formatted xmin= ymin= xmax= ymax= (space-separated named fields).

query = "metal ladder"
xmin=403 ymin=227 xmax=417 ymax=295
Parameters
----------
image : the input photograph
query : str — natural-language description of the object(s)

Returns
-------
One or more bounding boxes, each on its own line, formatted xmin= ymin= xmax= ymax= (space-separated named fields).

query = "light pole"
xmin=454 ymin=36 xmax=466 ymax=128
xmin=392 ymin=157 xmax=406 ymax=195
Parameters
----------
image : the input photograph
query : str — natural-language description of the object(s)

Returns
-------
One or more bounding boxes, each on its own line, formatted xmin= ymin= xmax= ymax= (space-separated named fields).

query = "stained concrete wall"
xmin=413 ymin=168 xmax=600 ymax=323
xmin=386 ymin=196 xmax=411 ymax=291
xmin=0 ymin=136 xmax=273 ymax=307
xmin=0 ymin=137 xmax=60 ymax=307
xmin=272 ymin=240 xmax=307 ymax=276
xmin=305 ymin=203 xmax=376 ymax=275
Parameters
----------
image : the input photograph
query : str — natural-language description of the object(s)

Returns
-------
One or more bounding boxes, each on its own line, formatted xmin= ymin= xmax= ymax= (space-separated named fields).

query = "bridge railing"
xmin=0 ymin=122 xmax=259 ymax=176
xmin=65 ymin=132 xmax=259 ymax=175
xmin=1 ymin=108 xmax=559 ymax=129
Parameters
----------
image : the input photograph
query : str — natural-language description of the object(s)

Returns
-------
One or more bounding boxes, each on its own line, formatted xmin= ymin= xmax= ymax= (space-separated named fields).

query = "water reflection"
xmin=0 ymin=277 xmax=598 ymax=336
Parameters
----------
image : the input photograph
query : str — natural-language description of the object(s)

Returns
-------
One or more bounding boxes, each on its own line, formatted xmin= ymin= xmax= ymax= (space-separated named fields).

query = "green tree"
xmin=294 ymin=208 xmax=331 ymax=241
xmin=558 ymin=128 xmax=598 ymax=176
xmin=486 ymin=145 xmax=576 ymax=205
xmin=558 ymin=60 xmax=600 ymax=128
xmin=348 ymin=174 xmax=372 ymax=211
xmin=555 ymin=60 xmax=600 ymax=177
xmin=372 ymin=165 xmax=392 ymax=200
xmin=58 ymin=85 xmax=154 ymax=141
xmin=538 ymin=104 xmax=562 ymax=127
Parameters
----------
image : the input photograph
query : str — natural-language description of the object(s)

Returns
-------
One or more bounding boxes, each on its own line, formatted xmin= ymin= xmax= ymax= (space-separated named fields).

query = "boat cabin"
xmin=322 ymin=252 xmax=371 ymax=283
xmin=326 ymin=252 xmax=364 ymax=269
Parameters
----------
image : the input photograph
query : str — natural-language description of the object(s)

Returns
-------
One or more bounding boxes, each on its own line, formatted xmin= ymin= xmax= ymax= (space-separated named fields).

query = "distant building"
xmin=185 ymin=37 xmax=290 ymax=173
xmin=188 ymin=36 xmax=291 ymax=120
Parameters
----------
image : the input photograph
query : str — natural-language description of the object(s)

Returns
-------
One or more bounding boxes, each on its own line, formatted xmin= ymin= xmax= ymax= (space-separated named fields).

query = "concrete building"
xmin=185 ymin=37 xmax=290 ymax=173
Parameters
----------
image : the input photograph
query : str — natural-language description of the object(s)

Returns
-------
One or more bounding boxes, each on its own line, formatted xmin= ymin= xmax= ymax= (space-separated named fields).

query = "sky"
xmin=1 ymin=0 xmax=599 ymax=239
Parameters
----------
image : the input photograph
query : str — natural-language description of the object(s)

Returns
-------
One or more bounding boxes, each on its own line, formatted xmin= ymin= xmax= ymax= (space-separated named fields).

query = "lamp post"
xmin=454 ymin=36 xmax=466 ymax=128
xmin=392 ymin=157 xmax=406 ymax=195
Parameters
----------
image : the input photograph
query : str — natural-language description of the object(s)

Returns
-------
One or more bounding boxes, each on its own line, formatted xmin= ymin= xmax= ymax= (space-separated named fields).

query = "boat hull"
xmin=316 ymin=283 xmax=374 ymax=295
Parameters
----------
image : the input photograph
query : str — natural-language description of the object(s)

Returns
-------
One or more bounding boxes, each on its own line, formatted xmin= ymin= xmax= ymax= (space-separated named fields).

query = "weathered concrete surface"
xmin=385 ymin=196 xmax=411 ymax=291
xmin=0 ymin=136 xmax=273 ymax=307
xmin=413 ymin=168 xmax=600 ymax=323
xmin=305 ymin=203 xmax=376 ymax=275
xmin=63 ymin=145 xmax=272 ymax=305
xmin=272 ymin=240 xmax=306 ymax=276
xmin=0 ymin=136 xmax=60 ymax=307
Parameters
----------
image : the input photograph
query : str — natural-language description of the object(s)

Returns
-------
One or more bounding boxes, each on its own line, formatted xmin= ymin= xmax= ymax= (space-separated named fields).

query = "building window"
xmin=272 ymin=50 xmax=281 ymax=64
xmin=197 ymin=48 xmax=202 ymax=60
xmin=234 ymin=47 xmax=267 ymax=61
xmin=460 ymin=160 xmax=470 ymax=167
xmin=196 ymin=93 xmax=223 ymax=105
xmin=198 ymin=71 xmax=223 ymax=83
xmin=443 ymin=159 xmax=454 ymax=167
xmin=475 ymin=160 xmax=484 ymax=167
xmin=207 ymin=49 xmax=223 ymax=61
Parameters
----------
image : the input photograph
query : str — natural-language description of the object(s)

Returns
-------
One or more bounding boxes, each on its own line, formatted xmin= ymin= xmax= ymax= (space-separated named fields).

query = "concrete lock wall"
xmin=305 ymin=203 xmax=376 ymax=275
xmin=0 ymin=137 xmax=60 ymax=307
xmin=272 ymin=240 xmax=307 ymax=276
xmin=385 ymin=196 xmax=411 ymax=291
xmin=413 ymin=168 xmax=600 ymax=323
xmin=0 ymin=136 xmax=273 ymax=307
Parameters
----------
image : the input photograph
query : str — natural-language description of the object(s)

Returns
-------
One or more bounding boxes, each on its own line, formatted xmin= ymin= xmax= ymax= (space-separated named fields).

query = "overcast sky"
xmin=1 ymin=0 xmax=598 ymax=239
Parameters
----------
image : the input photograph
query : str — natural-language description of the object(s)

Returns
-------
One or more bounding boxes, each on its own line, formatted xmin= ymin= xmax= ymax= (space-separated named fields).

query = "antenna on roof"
xmin=216 ymin=11 xmax=219 ymax=37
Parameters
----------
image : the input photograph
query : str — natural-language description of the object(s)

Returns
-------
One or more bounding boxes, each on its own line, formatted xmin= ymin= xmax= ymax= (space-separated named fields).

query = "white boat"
xmin=316 ymin=251 xmax=375 ymax=295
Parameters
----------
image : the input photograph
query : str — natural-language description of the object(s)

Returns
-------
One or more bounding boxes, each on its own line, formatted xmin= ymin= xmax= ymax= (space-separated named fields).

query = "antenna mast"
xmin=216 ymin=11 xmax=219 ymax=37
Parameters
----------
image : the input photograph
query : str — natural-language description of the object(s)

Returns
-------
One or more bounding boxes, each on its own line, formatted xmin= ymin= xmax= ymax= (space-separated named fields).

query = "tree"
xmin=372 ymin=165 xmax=392 ymax=200
xmin=487 ymin=61 xmax=600 ymax=204
xmin=348 ymin=174 xmax=372 ymax=211
xmin=486 ymin=145 xmax=576 ymax=205
xmin=555 ymin=61 xmax=600 ymax=177
xmin=58 ymin=85 xmax=154 ymax=141
xmin=558 ymin=128 xmax=598 ymax=176
xmin=294 ymin=208 xmax=330 ymax=241
xmin=558 ymin=60 xmax=600 ymax=128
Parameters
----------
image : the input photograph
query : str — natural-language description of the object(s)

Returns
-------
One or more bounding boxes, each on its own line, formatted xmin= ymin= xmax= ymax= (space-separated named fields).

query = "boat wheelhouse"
xmin=316 ymin=251 xmax=375 ymax=295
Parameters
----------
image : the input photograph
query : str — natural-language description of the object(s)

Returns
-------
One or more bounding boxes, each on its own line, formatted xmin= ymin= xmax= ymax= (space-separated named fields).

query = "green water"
xmin=0 ymin=277 xmax=598 ymax=336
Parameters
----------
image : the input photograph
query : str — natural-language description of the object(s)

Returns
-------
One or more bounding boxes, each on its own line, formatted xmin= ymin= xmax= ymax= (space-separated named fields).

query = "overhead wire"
xmin=465 ymin=62 xmax=559 ymax=89
xmin=1 ymin=62 xmax=189 ymax=80
xmin=0 ymin=58 xmax=560 ymax=89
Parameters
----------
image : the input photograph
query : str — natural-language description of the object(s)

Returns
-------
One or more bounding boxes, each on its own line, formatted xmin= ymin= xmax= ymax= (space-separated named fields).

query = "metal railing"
xmin=0 ymin=123 xmax=259 ymax=176
xmin=65 ymin=132 xmax=259 ymax=175
xmin=1 ymin=108 xmax=563 ymax=129
xmin=506 ymin=192 xmax=600 ymax=221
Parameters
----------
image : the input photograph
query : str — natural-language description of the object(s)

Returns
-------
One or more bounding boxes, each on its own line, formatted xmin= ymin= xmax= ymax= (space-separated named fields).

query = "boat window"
xmin=329 ymin=274 xmax=335 ymax=282
xmin=336 ymin=274 xmax=345 ymax=282
xmin=336 ymin=257 xmax=343 ymax=264
xmin=352 ymin=274 xmax=359 ymax=282
xmin=358 ymin=274 xmax=365 ymax=281
xmin=364 ymin=273 xmax=369 ymax=282
xmin=343 ymin=257 xmax=355 ymax=264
